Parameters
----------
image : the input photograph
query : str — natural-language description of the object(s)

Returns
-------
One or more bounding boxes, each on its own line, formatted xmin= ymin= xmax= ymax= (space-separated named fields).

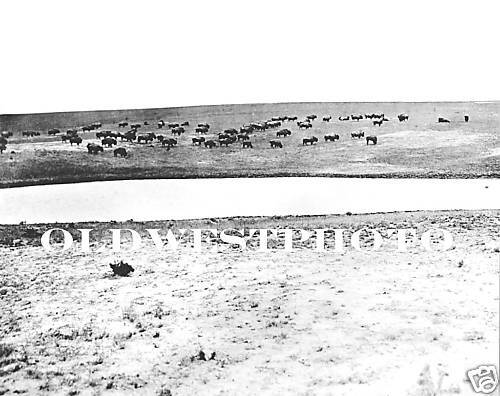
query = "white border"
xmin=1 ymin=0 xmax=499 ymax=114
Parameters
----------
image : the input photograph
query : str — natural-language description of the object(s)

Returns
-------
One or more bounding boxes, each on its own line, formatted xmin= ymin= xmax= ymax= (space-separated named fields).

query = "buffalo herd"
xmin=0 ymin=111 xmax=469 ymax=158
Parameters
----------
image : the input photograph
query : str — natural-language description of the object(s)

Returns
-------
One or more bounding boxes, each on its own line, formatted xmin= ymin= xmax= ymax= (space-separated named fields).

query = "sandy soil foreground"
xmin=0 ymin=210 xmax=499 ymax=395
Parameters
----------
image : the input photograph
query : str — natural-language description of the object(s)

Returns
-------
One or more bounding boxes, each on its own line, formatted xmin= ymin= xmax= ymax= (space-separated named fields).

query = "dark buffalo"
xmin=0 ymin=137 xmax=8 ymax=145
xmin=366 ymin=136 xmax=378 ymax=145
xmin=237 ymin=133 xmax=249 ymax=141
xmin=298 ymin=122 xmax=312 ymax=129
xmin=339 ymin=116 xmax=350 ymax=121
xmin=61 ymin=135 xmax=70 ymax=142
xmin=171 ymin=127 xmax=185 ymax=135
xmin=181 ymin=121 xmax=189 ymax=126
xmin=204 ymin=140 xmax=217 ymax=148
xmin=464 ymin=115 xmax=469 ymax=122
xmin=438 ymin=117 xmax=450 ymax=123
xmin=224 ymin=128 xmax=238 ymax=135
xmin=162 ymin=138 xmax=177 ymax=148
xmin=306 ymin=115 xmax=317 ymax=121
xmin=324 ymin=134 xmax=340 ymax=142
xmin=0 ymin=144 xmax=6 ymax=154
xmin=276 ymin=129 xmax=291 ymax=137
xmin=195 ymin=126 xmax=209 ymax=134
xmin=373 ymin=119 xmax=383 ymax=126
xmin=118 ymin=122 xmax=128 ymax=128
xmin=302 ymin=136 xmax=318 ymax=145
xmin=192 ymin=137 xmax=205 ymax=145
xmin=124 ymin=131 xmax=136 ymax=142
xmin=87 ymin=143 xmax=103 ymax=154
xmin=48 ymin=128 xmax=60 ymax=135
xmin=322 ymin=116 xmax=332 ymax=122
xmin=70 ymin=136 xmax=83 ymax=146
xmin=351 ymin=114 xmax=363 ymax=121
xmin=137 ymin=134 xmax=153 ymax=144
xmin=398 ymin=113 xmax=409 ymax=122
xmin=101 ymin=137 xmax=117 ymax=147
xmin=198 ymin=123 xmax=210 ymax=129
xmin=270 ymin=140 xmax=283 ymax=148
xmin=240 ymin=126 xmax=253 ymax=134
xmin=242 ymin=141 xmax=253 ymax=148
xmin=351 ymin=131 xmax=365 ymax=139
xmin=114 ymin=147 xmax=127 ymax=157
xmin=130 ymin=123 xmax=142 ymax=129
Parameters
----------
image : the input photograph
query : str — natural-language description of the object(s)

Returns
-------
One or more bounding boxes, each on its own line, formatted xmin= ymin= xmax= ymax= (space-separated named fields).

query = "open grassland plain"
xmin=0 ymin=210 xmax=498 ymax=395
xmin=0 ymin=102 xmax=499 ymax=187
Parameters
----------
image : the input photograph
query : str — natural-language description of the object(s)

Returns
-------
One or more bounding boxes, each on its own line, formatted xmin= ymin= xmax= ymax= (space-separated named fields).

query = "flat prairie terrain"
xmin=0 ymin=210 xmax=498 ymax=395
xmin=0 ymin=102 xmax=499 ymax=186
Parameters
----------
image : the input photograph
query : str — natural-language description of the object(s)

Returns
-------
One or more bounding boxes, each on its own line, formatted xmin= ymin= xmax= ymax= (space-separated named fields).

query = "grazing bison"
xmin=366 ymin=136 xmax=378 ymax=145
xmin=123 ymin=131 xmax=136 ymax=142
xmin=298 ymin=122 xmax=312 ymax=129
xmin=0 ymin=144 xmax=6 ymax=154
xmin=240 ymin=126 xmax=254 ymax=134
xmin=181 ymin=121 xmax=189 ymax=126
xmin=324 ymin=134 xmax=340 ymax=142
xmin=61 ymin=135 xmax=70 ymax=142
xmin=339 ymin=116 xmax=350 ymax=121
xmin=242 ymin=141 xmax=253 ymax=148
xmin=171 ymin=127 xmax=185 ymax=135
xmin=114 ymin=147 xmax=127 ymax=157
xmin=302 ymin=136 xmax=318 ymax=145
xmin=70 ymin=136 xmax=83 ymax=146
xmin=192 ymin=137 xmax=205 ymax=145
xmin=398 ymin=113 xmax=409 ymax=122
xmin=195 ymin=126 xmax=209 ymax=134
xmin=351 ymin=131 xmax=365 ymax=139
xmin=0 ymin=137 xmax=8 ymax=145
xmin=270 ymin=140 xmax=283 ymax=148
xmin=137 ymin=134 xmax=153 ymax=144
xmin=287 ymin=116 xmax=298 ymax=121
xmin=204 ymin=140 xmax=217 ymax=148
xmin=1 ymin=131 xmax=12 ymax=138
xmin=219 ymin=138 xmax=233 ymax=147
xmin=87 ymin=143 xmax=103 ymax=154
xmin=237 ymin=133 xmax=249 ymax=141
xmin=101 ymin=137 xmax=117 ymax=147
xmin=118 ymin=122 xmax=128 ymax=128
xmin=198 ymin=123 xmax=209 ymax=129
xmin=130 ymin=123 xmax=142 ymax=129
xmin=276 ymin=129 xmax=291 ymax=137
xmin=351 ymin=114 xmax=363 ymax=121
xmin=322 ymin=116 xmax=332 ymax=122
xmin=306 ymin=115 xmax=317 ymax=121
xmin=224 ymin=128 xmax=238 ymax=135
xmin=464 ymin=115 xmax=469 ymax=122
xmin=162 ymin=138 xmax=177 ymax=148
xmin=48 ymin=128 xmax=60 ymax=135
xmin=373 ymin=119 xmax=383 ymax=126
xmin=438 ymin=117 xmax=450 ymax=123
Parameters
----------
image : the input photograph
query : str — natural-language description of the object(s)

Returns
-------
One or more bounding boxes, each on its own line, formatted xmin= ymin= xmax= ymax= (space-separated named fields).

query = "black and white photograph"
xmin=0 ymin=1 xmax=499 ymax=395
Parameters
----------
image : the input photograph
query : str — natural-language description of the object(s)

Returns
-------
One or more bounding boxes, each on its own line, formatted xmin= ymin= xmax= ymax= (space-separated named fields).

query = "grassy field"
xmin=0 ymin=102 xmax=499 ymax=187
xmin=0 ymin=210 xmax=498 ymax=395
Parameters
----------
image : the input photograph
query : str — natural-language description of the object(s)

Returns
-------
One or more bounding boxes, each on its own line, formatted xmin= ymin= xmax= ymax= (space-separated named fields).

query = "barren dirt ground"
xmin=0 ymin=210 xmax=499 ymax=395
